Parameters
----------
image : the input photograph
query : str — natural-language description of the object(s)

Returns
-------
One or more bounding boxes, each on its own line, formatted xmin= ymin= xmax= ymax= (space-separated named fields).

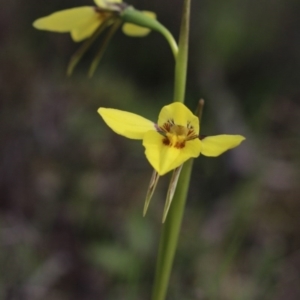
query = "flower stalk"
xmin=173 ymin=0 xmax=190 ymax=103
xmin=33 ymin=1 xmax=246 ymax=299
xmin=152 ymin=0 xmax=192 ymax=299
xmin=152 ymin=160 xmax=194 ymax=300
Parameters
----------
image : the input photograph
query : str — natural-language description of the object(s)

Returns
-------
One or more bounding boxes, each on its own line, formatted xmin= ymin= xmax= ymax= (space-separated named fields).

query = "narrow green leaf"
xmin=162 ymin=165 xmax=183 ymax=223
xmin=143 ymin=170 xmax=160 ymax=216
xmin=88 ymin=19 xmax=122 ymax=78
xmin=67 ymin=17 xmax=114 ymax=76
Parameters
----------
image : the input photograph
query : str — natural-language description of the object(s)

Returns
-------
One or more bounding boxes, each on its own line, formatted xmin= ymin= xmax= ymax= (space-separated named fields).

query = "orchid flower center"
xmin=158 ymin=119 xmax=198 ymax=149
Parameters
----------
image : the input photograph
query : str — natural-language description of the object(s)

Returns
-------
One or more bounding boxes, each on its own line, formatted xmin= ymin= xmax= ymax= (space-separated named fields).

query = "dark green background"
xmin=1 ymin=0 xmax=299 ymax=299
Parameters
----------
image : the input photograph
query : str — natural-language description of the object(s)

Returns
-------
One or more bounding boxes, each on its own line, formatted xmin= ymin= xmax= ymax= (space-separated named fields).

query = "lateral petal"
xmin=98 ymin=108 xmax=155 ymax=140
xmin=201 ymin=135 xmax=245 ymax=157
xmin=33 ymin=7 xmax=97 ymax=33
xmin=158 ymin=102 xmax=199 ymax=134
xmin=122 ymin=23 xmax=151 ymax=37
xmin=71 ymin=16 xmax=102 ymax=41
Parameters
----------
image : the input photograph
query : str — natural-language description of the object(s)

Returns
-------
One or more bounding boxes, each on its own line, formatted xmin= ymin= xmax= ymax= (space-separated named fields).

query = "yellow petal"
xmin=98 ymin=108 xmax=154 ymax=140
xmin=143 ymin=131 xmax=201 ymax=175
xmin=183 ymin=138 xmax=202 ymax=157
xmin=122 ymin=23 xmax=151 ymax=37
xmin=201 ymin=135 xmax=245 ymax=157
xmin=122 ymin=11 xmax=156 ymax=37
xmin=158 ymin=102 xmax=199 ymax=134
xmin=71 ymin=16 xmax=103 ymax=42
xmin=33 ymin=7 xmax=98 ymax=34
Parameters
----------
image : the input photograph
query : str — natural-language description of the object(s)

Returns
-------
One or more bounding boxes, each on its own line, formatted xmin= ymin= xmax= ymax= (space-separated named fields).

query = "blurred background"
xmin=1 ymin=0 xmax=299 ymax=299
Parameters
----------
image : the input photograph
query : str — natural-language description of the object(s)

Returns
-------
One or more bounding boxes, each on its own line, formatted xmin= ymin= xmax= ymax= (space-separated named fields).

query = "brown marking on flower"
xmin=175 ymin=141 xmax=185 ymax=149
xmin=163 ymin=137 xmax=170 ymax=146
xmin=160 ymin=120 xmax=198 ymax=148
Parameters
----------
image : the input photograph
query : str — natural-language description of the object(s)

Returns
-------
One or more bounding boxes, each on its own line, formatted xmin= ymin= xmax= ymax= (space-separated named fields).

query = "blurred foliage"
xmin=0 ymin=0 xmax=299 ymax=299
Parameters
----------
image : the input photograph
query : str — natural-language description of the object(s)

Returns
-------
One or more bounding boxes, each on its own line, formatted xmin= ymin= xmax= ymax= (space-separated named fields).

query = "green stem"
xmin=173 ymin=0 xmax=190 ymax=102
xmin=151 ymin=1 xmax=191 ymax=299
xmin=157 ymin=25 xmax=178 ymax=60
xmin=152 ymin=159 xmax=193 ymax=300
xmin=121 ymin=8 xmax=178 ymax=59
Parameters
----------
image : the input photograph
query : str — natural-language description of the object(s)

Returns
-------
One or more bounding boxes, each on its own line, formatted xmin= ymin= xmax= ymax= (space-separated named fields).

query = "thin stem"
xmin=159 ymin=26 xmax=178 ymax=59
xmin=152 ymin=159 xmax=193 ymax=300
xmin=173 ymin=0 xmax=191 ymax=103
xmin=151 ymin=1 xmax=191 ymax=299
xmin=121 ymin=8 xmax=178 ymax=59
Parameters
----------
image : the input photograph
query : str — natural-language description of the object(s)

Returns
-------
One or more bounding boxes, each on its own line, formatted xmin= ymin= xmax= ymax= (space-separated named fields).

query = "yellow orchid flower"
xmin=98 ymin=102 xmax=245 ymax=222
xmin=32 ymin=0 xmax=155 ymax=42
xmin=98 ymin=102 xmax=245 ymax=176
